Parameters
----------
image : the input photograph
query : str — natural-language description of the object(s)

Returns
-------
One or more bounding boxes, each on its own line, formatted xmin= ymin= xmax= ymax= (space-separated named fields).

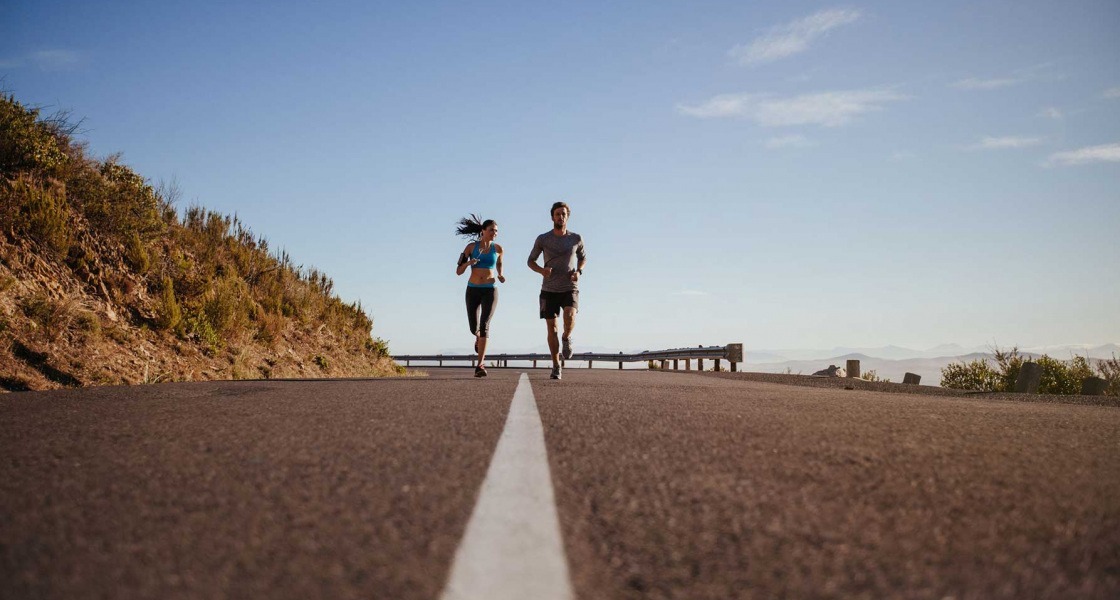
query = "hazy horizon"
xmin=4 ymin=1 xmax=1118 ymax=355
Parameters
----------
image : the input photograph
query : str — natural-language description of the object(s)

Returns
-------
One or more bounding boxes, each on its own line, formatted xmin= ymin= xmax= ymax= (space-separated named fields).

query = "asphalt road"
xmin=2 ymin=368 xmax=1118 ymax=599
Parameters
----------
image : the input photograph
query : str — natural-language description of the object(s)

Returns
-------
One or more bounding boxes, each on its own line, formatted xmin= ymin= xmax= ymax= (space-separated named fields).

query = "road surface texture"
xmin=3 ymin=368 xmax=1118 ymax=599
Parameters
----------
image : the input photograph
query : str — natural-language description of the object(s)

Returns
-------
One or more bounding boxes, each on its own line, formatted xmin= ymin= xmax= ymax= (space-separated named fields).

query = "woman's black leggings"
xmin=465 ymin=287 xmax=497 ymax=338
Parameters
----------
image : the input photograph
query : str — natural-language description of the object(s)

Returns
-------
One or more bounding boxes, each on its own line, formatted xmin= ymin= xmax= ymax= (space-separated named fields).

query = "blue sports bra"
xmin=471 ymin=243 xmax=498 ymax=269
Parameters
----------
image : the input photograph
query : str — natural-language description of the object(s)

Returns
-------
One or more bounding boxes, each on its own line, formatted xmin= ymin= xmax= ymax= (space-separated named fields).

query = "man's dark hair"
xmin=550 ymin=202 xmax=570 ymax=217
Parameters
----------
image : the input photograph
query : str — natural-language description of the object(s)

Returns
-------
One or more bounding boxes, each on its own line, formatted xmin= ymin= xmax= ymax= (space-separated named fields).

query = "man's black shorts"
xmin=539 ymin=290 xmax=578 ymax=319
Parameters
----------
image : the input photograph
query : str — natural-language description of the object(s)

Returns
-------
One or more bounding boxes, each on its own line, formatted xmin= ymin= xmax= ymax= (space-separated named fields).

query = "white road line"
xmin=440 ymin=373 xmax=574 ymax=600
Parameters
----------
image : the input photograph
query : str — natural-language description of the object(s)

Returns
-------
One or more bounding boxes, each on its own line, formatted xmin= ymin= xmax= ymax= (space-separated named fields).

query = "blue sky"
xmin=4 ymin=0 xmax=1119 ymax=355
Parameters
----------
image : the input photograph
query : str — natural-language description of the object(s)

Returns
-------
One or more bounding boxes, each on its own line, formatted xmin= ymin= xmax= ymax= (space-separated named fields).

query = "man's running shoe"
xmin=475 ymin=366 xmax=487 ymax=378
xmin=561 ymin=337 xmax=573 ymax=360
xmin=550 ymin=366 xmax=562 ymax=380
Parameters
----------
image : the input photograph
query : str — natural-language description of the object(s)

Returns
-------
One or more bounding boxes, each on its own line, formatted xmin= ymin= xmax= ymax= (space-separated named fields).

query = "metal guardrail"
xmin=393 ymin=343 xmax=744 ymax=371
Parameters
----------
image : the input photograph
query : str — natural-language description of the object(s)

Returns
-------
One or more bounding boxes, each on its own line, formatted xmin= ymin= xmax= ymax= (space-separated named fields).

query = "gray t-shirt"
xmin=529 ymin=231 xmax=586 ymax=292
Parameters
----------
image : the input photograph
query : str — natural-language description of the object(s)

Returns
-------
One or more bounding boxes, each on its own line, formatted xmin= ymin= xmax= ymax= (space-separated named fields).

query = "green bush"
xmin=156 ymin=276 xmax=182 ymax=331
xmin=184 ymin=310 xmax=222 ymax=355
xmin=1037 ymin=355 xmax=1095 ymax=395
xmin=125 ymin=231 xmax=150 ymax=273
xmin=365 ymin=337 xmax=391 ymax=358
xmin=202 ymin=276 xmax=249 ymax=337
xmin=2 ymin=176 xmax=72 ymax=256
xmin=942 ymin=346 xmax=1106 ymax=395
xmin=0 ymin=94 xmax=69 ymax=176
xmin=941 ymin=358 xmax=1002 ymax=391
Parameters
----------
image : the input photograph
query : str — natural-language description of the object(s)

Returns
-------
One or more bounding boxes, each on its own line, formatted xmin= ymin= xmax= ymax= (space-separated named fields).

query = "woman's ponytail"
xmin=456 ymin=214 xmax=485 ymax=239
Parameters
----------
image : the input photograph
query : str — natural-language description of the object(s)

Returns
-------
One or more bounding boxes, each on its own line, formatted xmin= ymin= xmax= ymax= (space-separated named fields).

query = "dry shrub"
xmin=255 ymin=310 xmax=285 ymax=347
xmin=18 ymin=292 xmax=73 ymax=342
xmin=202 ymin=276 xmax=250 ymax=337
xmin=2 ymin=176 xmax=72 ymax=256
xmin=73 ymin=310 xmax=101 ymax=341
xmin=1097 ymin=354 xmax=1120 ymax=396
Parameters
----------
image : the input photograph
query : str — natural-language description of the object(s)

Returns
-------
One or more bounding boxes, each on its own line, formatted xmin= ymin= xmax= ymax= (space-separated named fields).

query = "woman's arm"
xmin=456 ymin=243 xmax=477 ymax=276
xmin=496 ymin=244 xmax=506 ymax=283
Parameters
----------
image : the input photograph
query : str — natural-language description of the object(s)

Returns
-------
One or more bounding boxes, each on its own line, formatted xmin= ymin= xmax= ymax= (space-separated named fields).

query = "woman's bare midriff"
xmin=469 ymin=268 xmax=496 ymax=286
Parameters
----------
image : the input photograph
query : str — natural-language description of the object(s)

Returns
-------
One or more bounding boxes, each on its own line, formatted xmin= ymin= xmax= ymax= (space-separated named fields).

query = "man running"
xmin=527 ymin=201 xmax=587 ymax=380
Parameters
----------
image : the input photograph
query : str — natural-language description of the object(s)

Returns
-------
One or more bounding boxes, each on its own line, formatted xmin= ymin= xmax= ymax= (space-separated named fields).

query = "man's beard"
xmin=553 ymin=220 xmax=564 ymax=231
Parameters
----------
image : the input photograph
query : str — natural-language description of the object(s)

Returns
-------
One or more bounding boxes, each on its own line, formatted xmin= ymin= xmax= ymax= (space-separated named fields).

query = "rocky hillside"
xmin=1 ymin=94 xmax=401 ymax=391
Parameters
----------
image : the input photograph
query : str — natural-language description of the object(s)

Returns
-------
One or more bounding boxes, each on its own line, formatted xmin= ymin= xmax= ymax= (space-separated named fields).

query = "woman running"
xmin=455 ymin=215 xmax=505 ymax=377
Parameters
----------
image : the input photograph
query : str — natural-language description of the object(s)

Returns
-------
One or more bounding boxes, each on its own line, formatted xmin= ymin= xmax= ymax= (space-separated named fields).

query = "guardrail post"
xmin=660 ymin=359 xmax=668 ymax=369
xmin=686 ymin=359 xmax=691 ymax=371
xmin=1081 ymin=376 xmax=1107 ymax=396
xmin=713 ymin=359 xmax=721 ymax=372
xmin=698 ymin=358 xmax=704 ymax=371
xmin=725 ymin=344 xmax=743 ymax=372
xmin=846 ymin=359 xmax=860 ymax=379
xmin=673 ymin=359 xmax=679 ymax=370
xmin=1014 ymin=362 xmax=1042 ymax=393
xmin=589 ymin=360 xmax=594 ymax=369
xmin=618 ymin=360 xmax=623 ymax=370
xmin=533 ymin=359 xmax=537 ymax=368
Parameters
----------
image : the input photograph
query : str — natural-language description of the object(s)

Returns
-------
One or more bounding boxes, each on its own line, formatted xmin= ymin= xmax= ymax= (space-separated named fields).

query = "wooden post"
xmin=1014 ymin=362 xmax=1042 ymax=394
xmin=1081 ymin=376 xmax=1107 ymax=396
xmin=846 ymin=359 xmax=860 ymax=379
xmin=903 ymin=372 xmax=921 ymax=385
xmin=725 ymin=344 xmax=743 ymax=372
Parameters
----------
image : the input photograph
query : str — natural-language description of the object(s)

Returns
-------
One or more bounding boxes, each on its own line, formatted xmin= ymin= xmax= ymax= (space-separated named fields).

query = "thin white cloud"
xmin=952 ymin=62 xmax=1061 ymax=91
xmin=728 ymin=8 xmax=861 ymax=66
xmin=765 ymin=134 xmax=817 ymax=149
xmin=0 ymin=49 xmax=81 ymax=71
xmin=677 ymin=88 xmax=908 ymax=127
xmin=1103 ymin=87 xmax=1120 ymax=99
xmin=1037 ymin=107 xmax=1063 ymax=119
xmin=952 ymin=77 xmax=1022 ymax=90
xmin=30 ymin=50 xmax=81 ymax=70
xmin=967 ymin=136 xmax=1045 ymax=150
xmin=1046 ymin=143 xmax=1120 ymax=166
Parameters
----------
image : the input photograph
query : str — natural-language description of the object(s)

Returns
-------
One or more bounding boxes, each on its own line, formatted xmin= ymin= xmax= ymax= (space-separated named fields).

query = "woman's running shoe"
xmin=561 ymin=337 xmax=573 ymax=360
xmin=550 ymin=365 xmax=562 ymax=380
xmin=475 ymin=366 xmax=487 ymax=378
